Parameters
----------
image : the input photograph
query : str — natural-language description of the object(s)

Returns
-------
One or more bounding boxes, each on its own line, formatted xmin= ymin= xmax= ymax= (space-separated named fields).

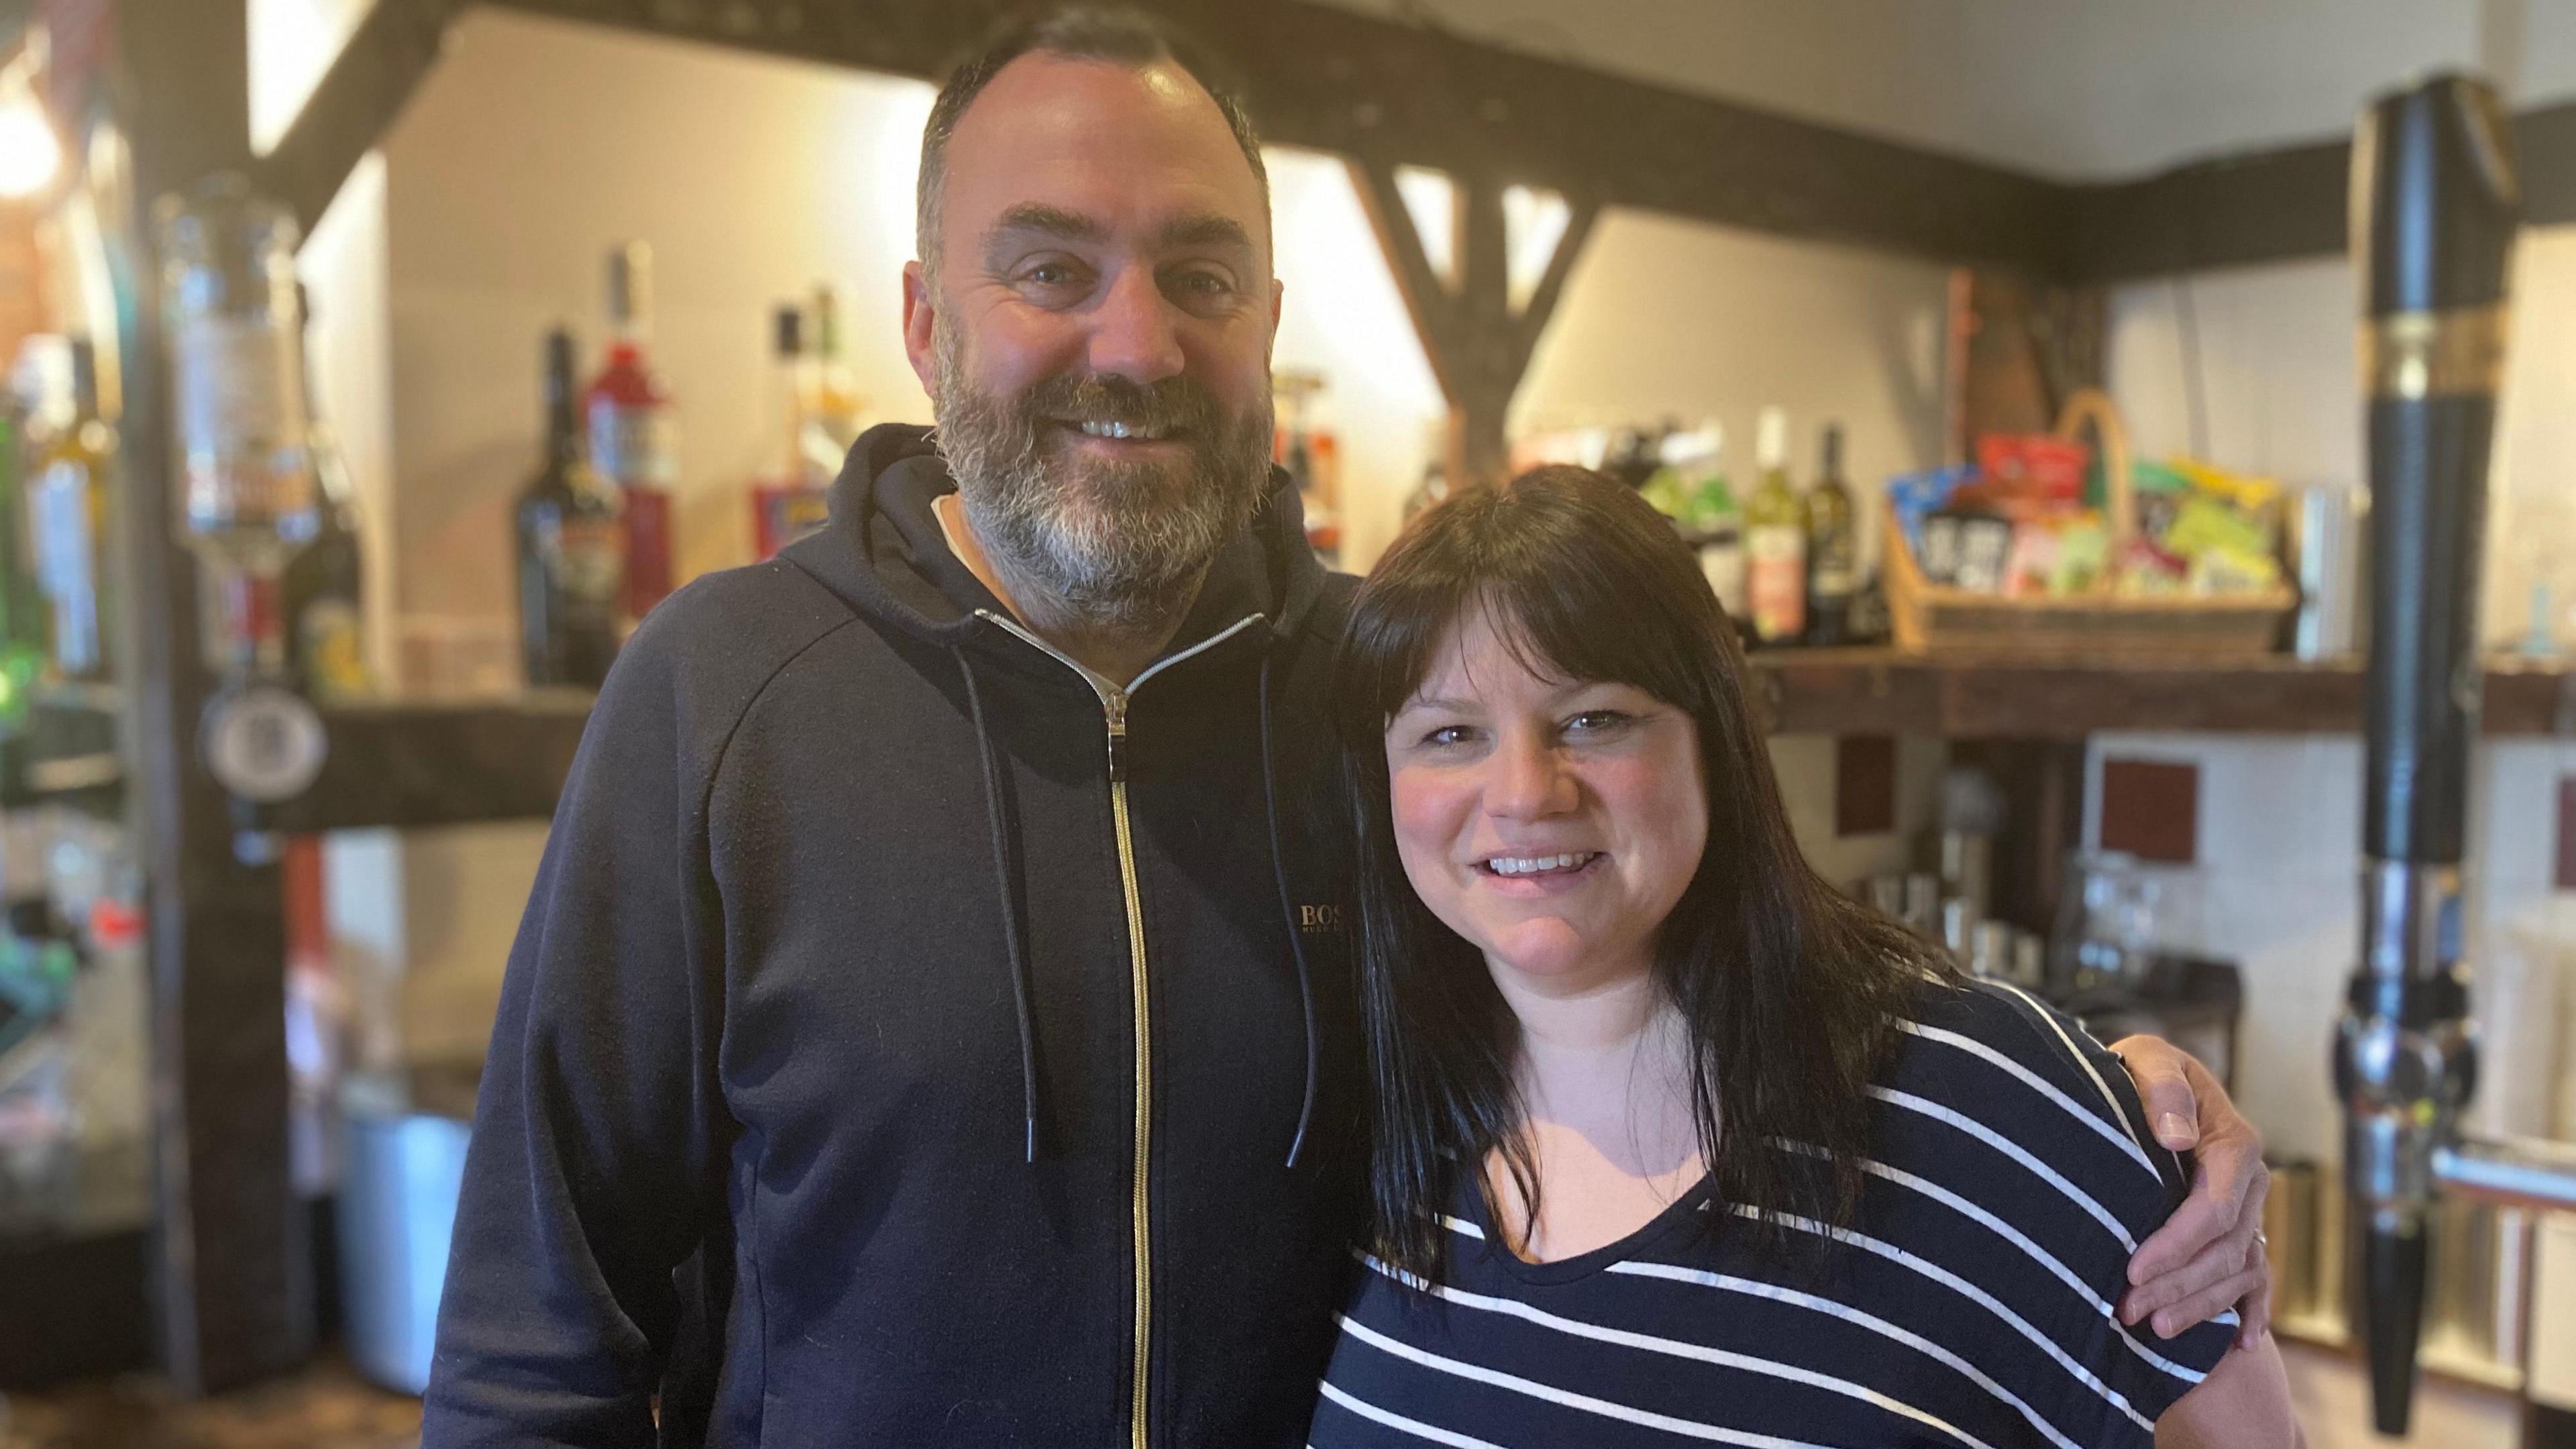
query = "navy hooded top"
xmin=422 ymin=423 xmax=1366 ymax=1448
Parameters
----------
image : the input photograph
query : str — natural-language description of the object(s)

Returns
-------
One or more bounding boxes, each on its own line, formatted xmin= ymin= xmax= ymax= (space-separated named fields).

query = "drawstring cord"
xmin=1259 ymin=649 xmax=1322 ymax=1170
xmin=955 ymin=645 xmax=1041 ymax=1164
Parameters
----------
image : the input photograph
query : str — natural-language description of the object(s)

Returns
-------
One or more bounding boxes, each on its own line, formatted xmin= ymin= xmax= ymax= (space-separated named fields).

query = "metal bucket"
xmin=335 ymin=1060 xmax=480 ymax=1395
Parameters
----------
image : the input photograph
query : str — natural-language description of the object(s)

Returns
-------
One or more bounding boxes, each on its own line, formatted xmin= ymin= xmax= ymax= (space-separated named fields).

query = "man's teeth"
xmin=1076 ymin=419 xmax=1169 ymax=440
xmin=1487 ymin=852 xmax=1598 ymax=876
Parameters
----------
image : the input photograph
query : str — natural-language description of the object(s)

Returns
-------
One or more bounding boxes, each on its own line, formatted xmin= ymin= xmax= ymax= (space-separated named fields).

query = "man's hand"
xmin=2110 ymin=1034 xmax=2271 ymax=1348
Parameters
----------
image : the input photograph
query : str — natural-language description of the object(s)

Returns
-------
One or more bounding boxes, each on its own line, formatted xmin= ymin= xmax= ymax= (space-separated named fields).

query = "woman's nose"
xmin=1486 ymin=731 xmax=1576 ymax=820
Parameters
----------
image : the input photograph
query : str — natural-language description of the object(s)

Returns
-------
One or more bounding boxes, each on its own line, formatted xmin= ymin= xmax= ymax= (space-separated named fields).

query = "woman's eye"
xmin=1422 ymin=724 xmax=1473 ymax=748
xmin=1565 ymin=710 xmax=1630 ymax=735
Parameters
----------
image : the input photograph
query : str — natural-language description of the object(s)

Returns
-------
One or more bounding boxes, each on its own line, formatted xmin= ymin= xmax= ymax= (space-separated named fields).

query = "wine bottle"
xmin=28 ymin=339 xmax=114 ymax=680
xmin=519 ymin=330 xmax=625 ymax=689
xmin=586 ymin=241 xmax=676 ymax=625
xmin=0 ymin=402 xmax=47 ymax=724
xmin=1744 ymin=406 xmax=1806 ymax=647
xmin=1803 ymin=423 xmax=1858 ymax=646
xmin=752 ymin=304 xmax=830 ymax=559
xmin=282 ymin=287 xmax=368 ymax=698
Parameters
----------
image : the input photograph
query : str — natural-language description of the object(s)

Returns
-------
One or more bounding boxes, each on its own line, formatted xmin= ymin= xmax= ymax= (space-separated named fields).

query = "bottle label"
xmin=1697 ymin=540 xmax=1747 ymax=618
xmin=30 ymin=461 xmax=98 ymax=670
xmin=174 ymin=315 xmax=301 ymax=454
xmin=174 ymin=317 xmax=317 ymax=542
xmin=297 ymin=598 xmax=368 ymax=698
xmin=588 ymin=400 xmax=677 ymax=489
xmin=1748 ymin=525 xmax=1806 ymax=641
xmin=542 ymin=513 xmax=626 ymax=619
xmin=1811 ymin=543 xmax=1858 ymax=598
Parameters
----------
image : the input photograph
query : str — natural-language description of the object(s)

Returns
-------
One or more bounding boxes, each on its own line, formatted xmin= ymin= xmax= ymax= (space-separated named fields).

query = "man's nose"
xmin=1487 ymin=731 xmax=1576 ymax=821
xmin=1085 ymin=266 xmax=1185 ymax=386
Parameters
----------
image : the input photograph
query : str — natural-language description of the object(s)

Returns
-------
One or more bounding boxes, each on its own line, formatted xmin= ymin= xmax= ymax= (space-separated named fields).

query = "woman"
xmin=1310 ymin=467 xmax=2298 ymax=1448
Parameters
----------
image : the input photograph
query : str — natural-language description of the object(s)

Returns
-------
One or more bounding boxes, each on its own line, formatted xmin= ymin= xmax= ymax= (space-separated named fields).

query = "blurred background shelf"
xmin=257 ymin=694 xmax=596 ymax=834
xmin=1752 ymin=650 xmax=2575 ymax=739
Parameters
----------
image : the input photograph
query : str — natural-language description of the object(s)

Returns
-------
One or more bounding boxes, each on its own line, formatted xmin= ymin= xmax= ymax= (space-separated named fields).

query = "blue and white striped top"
xmin=1309 ymin=979 xmax=2237 ymax=1449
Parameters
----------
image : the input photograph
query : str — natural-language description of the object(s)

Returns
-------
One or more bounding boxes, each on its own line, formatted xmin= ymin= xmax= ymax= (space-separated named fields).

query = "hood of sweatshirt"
xmin=780 ymin=421 xmax=1334 ymax=661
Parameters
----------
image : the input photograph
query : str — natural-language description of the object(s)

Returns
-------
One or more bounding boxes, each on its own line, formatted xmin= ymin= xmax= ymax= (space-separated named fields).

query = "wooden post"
xmin=114 ymin=0 xmax=314 ymax=1393
xmin=1944 ymin=268 xmax=2107 ymax=467
xmin=1349 ymin=158 xmax=1596 ymax=490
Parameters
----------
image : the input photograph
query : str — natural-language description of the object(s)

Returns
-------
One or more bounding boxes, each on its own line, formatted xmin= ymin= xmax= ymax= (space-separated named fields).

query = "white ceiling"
xmin=1315 ymin=0 xmax=2576 ymax=180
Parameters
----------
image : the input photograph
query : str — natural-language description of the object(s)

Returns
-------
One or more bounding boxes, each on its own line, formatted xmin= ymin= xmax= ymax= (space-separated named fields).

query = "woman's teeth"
xmin=1485 ymin=852 xmax=1599 ymax=877
xmin=1075 ymin=419 xmax=1169 ymax=440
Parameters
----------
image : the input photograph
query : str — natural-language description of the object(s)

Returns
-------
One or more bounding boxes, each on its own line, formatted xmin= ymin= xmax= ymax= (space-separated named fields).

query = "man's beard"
xmin=931 ymin=314 xmax=1275 ymax=633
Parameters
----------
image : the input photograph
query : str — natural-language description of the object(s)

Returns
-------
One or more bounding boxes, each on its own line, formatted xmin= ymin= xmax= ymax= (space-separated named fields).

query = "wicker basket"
xmin=1883 ymin=390 xmax=2298 ymax=656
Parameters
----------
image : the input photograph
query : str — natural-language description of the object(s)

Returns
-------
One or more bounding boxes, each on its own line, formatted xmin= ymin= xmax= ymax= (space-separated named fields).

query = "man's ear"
xmin=902 ymin=260 xmax=939 ymax=400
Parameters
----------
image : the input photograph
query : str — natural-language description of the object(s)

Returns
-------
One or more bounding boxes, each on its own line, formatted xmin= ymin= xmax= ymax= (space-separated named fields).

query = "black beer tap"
xmin=2332 ymin=71 xmax=2516 ymax=1438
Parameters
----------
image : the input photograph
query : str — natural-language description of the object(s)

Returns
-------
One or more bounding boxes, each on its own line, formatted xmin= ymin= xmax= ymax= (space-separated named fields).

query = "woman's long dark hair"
xmin=1338 ymin=465 xmax=1954 ymax=1279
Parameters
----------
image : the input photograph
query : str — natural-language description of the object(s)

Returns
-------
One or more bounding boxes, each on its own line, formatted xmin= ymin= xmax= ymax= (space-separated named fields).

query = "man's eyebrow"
xmin=983 ymin=203 xmax=1104 ymax=250
xmin=1161 ymin=213 xmax=1254 ymax=251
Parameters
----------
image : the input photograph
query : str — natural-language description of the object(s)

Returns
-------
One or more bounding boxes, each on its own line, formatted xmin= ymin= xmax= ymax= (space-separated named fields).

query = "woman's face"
xmin=1384 ymin=608 xmax=1709 ymax=996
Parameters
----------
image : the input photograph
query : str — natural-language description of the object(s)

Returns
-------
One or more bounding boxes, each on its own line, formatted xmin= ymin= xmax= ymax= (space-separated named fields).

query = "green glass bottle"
xmin=0 ymin=408 xmax=48 ymax=727
xmin=1803 ymin=423 xmax=1858 ymax=646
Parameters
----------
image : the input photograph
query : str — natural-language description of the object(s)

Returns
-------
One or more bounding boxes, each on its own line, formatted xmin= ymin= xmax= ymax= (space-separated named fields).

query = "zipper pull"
xmin=1106 ymin=692 xmax=1129 ymax=782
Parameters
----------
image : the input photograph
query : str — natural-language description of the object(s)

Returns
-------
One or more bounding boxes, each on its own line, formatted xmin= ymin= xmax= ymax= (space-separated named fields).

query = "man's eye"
xmin=1169 ymin=269 xmax=1237 ymax=305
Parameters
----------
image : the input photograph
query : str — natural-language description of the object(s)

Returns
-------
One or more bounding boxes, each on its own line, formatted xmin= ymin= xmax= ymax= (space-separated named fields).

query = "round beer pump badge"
xmin=202 ymin=684 xmax=328 ymax=802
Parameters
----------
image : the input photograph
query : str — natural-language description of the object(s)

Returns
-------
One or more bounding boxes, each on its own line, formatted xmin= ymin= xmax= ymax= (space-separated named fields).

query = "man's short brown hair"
xmin=916 ymin=7 xmax=1270 ymax=264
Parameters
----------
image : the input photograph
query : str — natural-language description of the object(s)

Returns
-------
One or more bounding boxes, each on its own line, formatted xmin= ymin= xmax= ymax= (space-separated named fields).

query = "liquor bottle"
xmin=281 ymin=288 xmax=368 ymax=698
xmin=586 ymin=241 xmax=676 ymax=625
xmin=751 ymin=304 xmax=830 ymax=559
xmin=519 ymin=330 xmax=625 ymax=690
xmin=1803 ymin=423 xmax=1858 ymax=647
xmin=0 ymin=400 xmax=47 ymax=725
xmin=28 ymin=339 xmax=113 ymax=680
xmin=805 ymin=282 xmax=865 ymax=460
xmin=1744 ymin=405 xmax=1806 ymax=648
xmin=1678 ymin=424 xmax=1748 ymax=627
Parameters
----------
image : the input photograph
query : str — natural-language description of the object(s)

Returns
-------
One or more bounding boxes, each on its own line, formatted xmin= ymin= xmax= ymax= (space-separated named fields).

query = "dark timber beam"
xmin=260 ymin=0 xmax=463 ymax=236
xmin=1349 ymin=159 xmax=1597 ymax=488
xmin=480 ymin=0 xmax=2075 ymax=275
xmin=2070 ymin=97 xmax=2576 ymax=282
xmin=247 ymin=3 xmax=2576 ymax=310
xmin=115 ymin=0 xmax=315 ymax=1395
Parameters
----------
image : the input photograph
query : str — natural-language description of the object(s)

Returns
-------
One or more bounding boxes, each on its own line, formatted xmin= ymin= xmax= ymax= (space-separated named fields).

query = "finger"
xmin=2235 ymin=1256 xmax=2275 ymax=1349
xmin=2123 ymin=1225 xmax=2250 ymax=1322
xmin=2129 ymin=1175 xmax=2232 ymax=1285
xmin=2112 ymin=1036 xmax=2202 ymax=1149
xmin=2151 ymin=1266 xmax=2267 ymax=1339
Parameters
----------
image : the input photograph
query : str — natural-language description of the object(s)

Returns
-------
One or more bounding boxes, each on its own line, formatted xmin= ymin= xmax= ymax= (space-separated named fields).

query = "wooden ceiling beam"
xmin=260 ymin=0 xmax=462 ymax=237
xmin=482 ymin=0 xmax=2075 ymax=276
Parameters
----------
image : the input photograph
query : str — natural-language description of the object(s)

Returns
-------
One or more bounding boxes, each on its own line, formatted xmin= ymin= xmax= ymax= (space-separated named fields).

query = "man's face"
xmin=906 ymin=54 xmax=1284 ymax=628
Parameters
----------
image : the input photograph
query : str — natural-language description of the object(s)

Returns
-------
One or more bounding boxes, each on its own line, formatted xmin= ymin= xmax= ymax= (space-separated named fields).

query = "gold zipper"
xmin=1108 ymin=694 xmax=1152 ymax=1449
xmin=970 ymin=610 xmax=1264 ymax=1449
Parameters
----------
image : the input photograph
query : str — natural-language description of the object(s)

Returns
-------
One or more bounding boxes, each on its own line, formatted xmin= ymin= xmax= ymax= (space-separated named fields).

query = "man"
xmin=423 ymin=11 xmax=2269 ymax=1446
